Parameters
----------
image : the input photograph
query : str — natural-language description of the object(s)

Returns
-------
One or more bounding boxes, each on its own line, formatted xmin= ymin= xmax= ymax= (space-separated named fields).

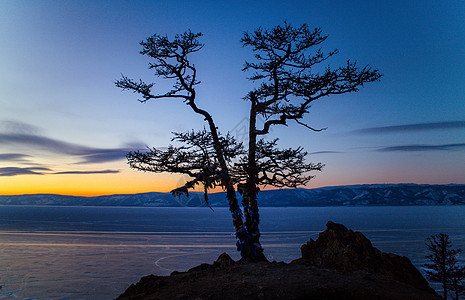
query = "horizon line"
xmin=1 ymin=182 xmax=463 ymax=197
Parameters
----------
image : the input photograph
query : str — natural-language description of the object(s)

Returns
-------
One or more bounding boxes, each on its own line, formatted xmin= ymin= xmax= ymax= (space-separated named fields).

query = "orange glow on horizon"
xmin=2 ymin=165 xmax=455 ymax=197
xmin=1 ymin=170 xmax=328 ymax=197
xmin=0 ymin=170 xmax=188 ymax=196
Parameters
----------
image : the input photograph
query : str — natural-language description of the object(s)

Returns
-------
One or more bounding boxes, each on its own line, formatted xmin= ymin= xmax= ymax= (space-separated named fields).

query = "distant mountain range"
xmin=1 ymin=184 xmax=464 ymax=207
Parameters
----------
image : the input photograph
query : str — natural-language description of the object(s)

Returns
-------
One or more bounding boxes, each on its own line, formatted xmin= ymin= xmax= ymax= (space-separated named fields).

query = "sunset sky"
xmin=1 ymin=1 xmax=464 ymax=196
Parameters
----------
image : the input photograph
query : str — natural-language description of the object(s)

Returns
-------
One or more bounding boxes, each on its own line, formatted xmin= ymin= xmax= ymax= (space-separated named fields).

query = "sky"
xmin=0 ymin=0 xmax=464 ymax=196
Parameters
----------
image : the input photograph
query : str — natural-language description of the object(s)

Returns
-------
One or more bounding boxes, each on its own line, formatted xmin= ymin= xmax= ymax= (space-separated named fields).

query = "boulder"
xmin=213 ymin=252 xmax=235 ymax=268
xmin=295 ymin=221 xmax=434 ymax=293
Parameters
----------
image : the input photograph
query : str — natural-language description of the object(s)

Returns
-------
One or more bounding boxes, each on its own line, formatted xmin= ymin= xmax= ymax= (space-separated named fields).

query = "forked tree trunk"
xmin=225 ymin=185 xmax=248 ymax=254
xmin=240 ymin=93 xmax=265 ymax=260
xmin=189 ymin=100 xmax=252 ymax=257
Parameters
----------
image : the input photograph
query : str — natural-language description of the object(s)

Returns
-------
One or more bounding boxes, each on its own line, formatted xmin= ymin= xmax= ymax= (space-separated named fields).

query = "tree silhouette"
xmin=449 ymin=266 xmax=465 ymax=300
xmin=116 ymin=31 xmax=249 ymax=256
xmin=424 ymin=233 xmax=465 ymax=300
xmin=127 ymin=129 xmax=244 ymax=209
xmin=116 ymin=23 xmax=381 ymax=259
xmin=238 ymin=22 xmax=381 ymax=256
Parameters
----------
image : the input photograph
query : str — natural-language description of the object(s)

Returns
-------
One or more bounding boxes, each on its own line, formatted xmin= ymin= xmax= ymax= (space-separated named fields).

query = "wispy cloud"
xmin=0 ymin=121 xmax=140 ymax=176
xmin=54 ymin=170 xmax=120 ymax=175
xmin=376 ymin=143 xmax=465 ymax=152
xmin=310 ymin=151 xmax=343 ymax=155
xmin=0 ymin=167 xmax=51 ymax=176
xmin=0 ymin=166 xmax=120 ymax=176
xmin=77 ymin=150 xmax=131 ymax=164
xmin=351 ymin=121 xmax=465 ymax=135
xmin=0 ymin=120 xmax=41 ymax=135
xmin=0 ymin=153 xmax=31 ymax=161
xmin=0 ymin=132 xmax=142 ymax=164
xmin=0 ymin=132 xmax=96 ymax=155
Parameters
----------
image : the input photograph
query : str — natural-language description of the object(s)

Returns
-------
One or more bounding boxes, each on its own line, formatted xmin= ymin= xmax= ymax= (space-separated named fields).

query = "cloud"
xmin=54 ymin=169 xmax=120 ymax=175
xmin=351 ymin=121 xmax=465 ymax=135
xmin=77 ymin=149 xmax=131 ymax=164
xmin=0 ymin=121 xmax=139 ymax=176
xmin=0 ymin=132 xmax=95 ymax=155
xmin=310 ymin=151 xmax=342 ymax=155
xmin=0 ymin=153 xmax=31 ymax=161
xmin=376 ymin=143 xmax=465 ymax=152
xmin=0 ymin=132 xmax=143 ymax=164
xmin=0 ymin=167 xmax=51 ymax=176
xmin=0 ymin=120 xmax=41 ymax=134
xmin=0 ymin=166 xmax=120 ymax=176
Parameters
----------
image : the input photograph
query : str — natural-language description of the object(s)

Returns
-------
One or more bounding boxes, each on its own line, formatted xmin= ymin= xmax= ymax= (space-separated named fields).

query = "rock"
xmin=185 ymin=253 xmax=235 ymax=274
xmin=187 ymin=263 xmax=212 ymax=273
xmin=118 ymin=275 xmax=165 ymax=299
xmin=118 ymin=259 xmax=440 ymax=300
xmin=213 ymin=252 xmax=235 ymax=268
xmin=295 ymin=221 xmax=434 ymax=293
xmin=117 ymin=223 xmax=441 ymax=299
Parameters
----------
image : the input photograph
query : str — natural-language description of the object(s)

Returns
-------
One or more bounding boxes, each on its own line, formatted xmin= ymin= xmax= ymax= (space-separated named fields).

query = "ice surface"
xmin=0 ymin=206 xmax=463 ymax=298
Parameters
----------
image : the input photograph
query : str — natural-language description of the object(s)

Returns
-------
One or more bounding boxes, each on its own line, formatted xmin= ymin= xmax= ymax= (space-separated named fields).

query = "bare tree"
xmin=116 ymin=23 xmax=381 ymax=260
xmin=238 ymin=22 xmax=382 ymax=256
xmin=127 ymin=130 xmax=244 ymax=208
xmin=115 ymin=31 xmax=248 ymax=255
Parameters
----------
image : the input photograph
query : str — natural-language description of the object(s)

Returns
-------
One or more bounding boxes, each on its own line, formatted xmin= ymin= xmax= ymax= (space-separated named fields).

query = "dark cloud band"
xmin=310 ymin=151 xmax=342 ymax=155
xmin=352 ymin=121 xmax=465 ymax=135
xmin=0 ymin=167 xmax=120 ymax=176
xmin=376 ymin=143 xmax=465 ymax=152
xmin=0 ymin=153 xmax=31 ymax=161
xmin=0 ymin=167 xmax=51 ymax=176
xmin=54 ymin=170 xmax=120 ymax=175
xmin=0 ymin=132 xmax=143 ymax=164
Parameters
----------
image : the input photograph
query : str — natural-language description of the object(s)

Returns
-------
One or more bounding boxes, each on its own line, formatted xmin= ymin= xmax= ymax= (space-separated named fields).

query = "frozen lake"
xmin=0 ymin=206 xmax=464 ymax=299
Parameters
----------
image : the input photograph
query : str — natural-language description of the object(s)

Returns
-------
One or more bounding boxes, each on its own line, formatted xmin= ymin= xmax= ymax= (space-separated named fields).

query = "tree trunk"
xmin=225 ymin=185 xmax=248 ymax=255
xmin=240 ymin=93 xmax=265 ymax=260
xmin=187 ymin=99 xmax=249 ymax=257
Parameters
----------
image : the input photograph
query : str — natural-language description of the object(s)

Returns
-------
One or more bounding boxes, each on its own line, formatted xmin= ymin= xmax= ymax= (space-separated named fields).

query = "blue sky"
xmin=0 ymin=1 xmax=464 ymax=195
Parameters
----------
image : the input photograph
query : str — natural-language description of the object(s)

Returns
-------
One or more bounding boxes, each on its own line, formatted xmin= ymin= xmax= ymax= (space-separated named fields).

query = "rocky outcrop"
xmin=213 ymin=252 xmax=235 ymax=268
xmin=117 ymin=222 xmax=440 ymax=299
xmin=295 ymin=221 xmax=434 ymax=293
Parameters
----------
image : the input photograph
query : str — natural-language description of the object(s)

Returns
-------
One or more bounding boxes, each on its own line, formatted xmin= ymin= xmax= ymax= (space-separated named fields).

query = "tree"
xmin=126 ymin=129 xmax=244 ymax=209
xmin=449 ymin=266 xmax=465 ymax=300
xmin=238 ymin=23 xmax=382 ymax=256
xmin=424 ymin=233 xmax=465 ymax=300
xmin=115 ymin=31 xmax=250 ymax=257
xmin=116 ymin=23 xmax=381 ymax=259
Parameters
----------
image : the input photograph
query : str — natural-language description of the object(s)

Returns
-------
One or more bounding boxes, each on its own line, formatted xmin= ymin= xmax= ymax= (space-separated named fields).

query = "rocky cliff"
xmin=295 ymin=221 xmax=434 ymax=293
xmin=117 ymin=222 xmax=440 ymax=299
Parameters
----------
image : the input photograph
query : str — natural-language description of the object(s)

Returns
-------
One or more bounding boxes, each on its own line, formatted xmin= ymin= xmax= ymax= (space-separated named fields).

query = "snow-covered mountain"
xmin=1 ymin=184 xmax=464 ymax=207
xmin=252 ymin=184 xmax=465 ymax=206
